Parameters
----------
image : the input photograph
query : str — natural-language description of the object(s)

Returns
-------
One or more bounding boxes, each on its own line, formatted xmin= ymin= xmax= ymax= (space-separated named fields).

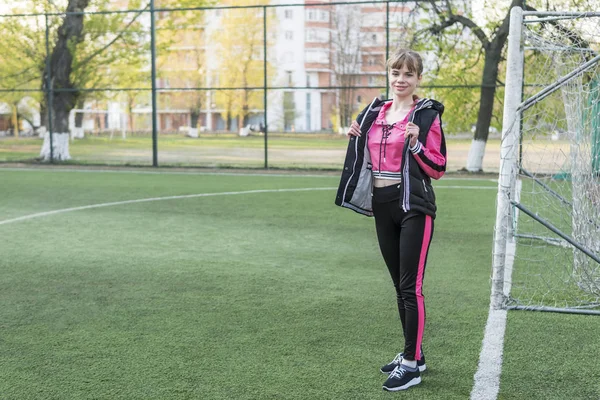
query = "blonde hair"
xmin=386 ymin=49 xmax=423 ymax=76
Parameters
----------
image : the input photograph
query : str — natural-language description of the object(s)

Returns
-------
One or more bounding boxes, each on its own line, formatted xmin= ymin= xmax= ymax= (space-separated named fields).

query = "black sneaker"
xmin=380 ymin=352 xmax=426 ymax=374
xmin=382 ymin=365 xmax=421 ymax=392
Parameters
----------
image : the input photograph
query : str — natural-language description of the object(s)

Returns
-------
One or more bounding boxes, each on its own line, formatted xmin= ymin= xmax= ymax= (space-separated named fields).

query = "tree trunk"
xmin=466 ymin=48 xmax=502 ymax=172
xmin=338 ymin=75 xmax=356 ymax=130
xmin=188 ymin=111 xmax=200 ymax=138
xmin=12 ymin=104 xmax=19 ymax=137
xmin=71 ymin=98 xmax=85 ymax=139
xmin=241 ymin=89 xmax=249 ymax=129
xmin=128 ymin=97 xmax=135 ymax=132
xmin=40 ymin=0 xmax=90 ymax=161
xmin=464 ymin=0 xmax=522 ymax=172
xmin=74 ymin=98 xmax=84 ymax=128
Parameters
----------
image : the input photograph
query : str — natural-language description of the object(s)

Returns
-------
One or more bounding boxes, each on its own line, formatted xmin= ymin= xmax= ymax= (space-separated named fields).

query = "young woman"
xmin=335 ymin=49 xmax=446 ymax=391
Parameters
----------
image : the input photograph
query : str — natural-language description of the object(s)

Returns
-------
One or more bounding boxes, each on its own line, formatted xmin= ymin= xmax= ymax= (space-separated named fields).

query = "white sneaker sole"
xmin=382 ymin=376 xmax=422 ymax=391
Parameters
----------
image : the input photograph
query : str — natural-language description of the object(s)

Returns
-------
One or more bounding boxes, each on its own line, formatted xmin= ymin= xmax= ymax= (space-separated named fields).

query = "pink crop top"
xmin=367 ymin=101 xmax=445 ymax=180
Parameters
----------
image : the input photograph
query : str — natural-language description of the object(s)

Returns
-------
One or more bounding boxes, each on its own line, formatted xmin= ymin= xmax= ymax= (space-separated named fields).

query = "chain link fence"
xmin=0 ymin=1 xmax=501 ymax=170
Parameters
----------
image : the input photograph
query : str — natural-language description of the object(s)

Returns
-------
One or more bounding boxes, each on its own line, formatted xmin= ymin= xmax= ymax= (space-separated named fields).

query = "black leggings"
xmin=372 ymin=184 xmax=434 ymax=361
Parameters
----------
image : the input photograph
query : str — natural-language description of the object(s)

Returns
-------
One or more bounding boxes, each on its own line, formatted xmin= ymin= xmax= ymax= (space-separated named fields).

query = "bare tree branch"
xmin=0 ymin=66 xmax=39 ymax=81
xmin=429 ymin=13 xmax=490 ymax=48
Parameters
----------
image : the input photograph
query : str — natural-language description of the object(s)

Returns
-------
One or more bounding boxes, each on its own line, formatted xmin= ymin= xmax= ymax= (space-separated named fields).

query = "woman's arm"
xmin=409 ymin=116 xmax=446 ymax=180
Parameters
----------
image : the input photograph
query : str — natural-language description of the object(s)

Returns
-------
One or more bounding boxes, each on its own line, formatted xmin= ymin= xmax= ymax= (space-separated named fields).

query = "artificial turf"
xmin=0 ymin=168 xmax=597 ymax=399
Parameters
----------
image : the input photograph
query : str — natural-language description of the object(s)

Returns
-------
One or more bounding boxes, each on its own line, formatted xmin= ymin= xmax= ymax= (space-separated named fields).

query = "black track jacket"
xmin=335 ymin=97 xmax=446 ymax=218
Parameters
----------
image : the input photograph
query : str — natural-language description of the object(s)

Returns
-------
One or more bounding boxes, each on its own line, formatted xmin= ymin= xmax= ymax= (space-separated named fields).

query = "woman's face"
xmin=388 ymin=65 xmax=422 ymax=98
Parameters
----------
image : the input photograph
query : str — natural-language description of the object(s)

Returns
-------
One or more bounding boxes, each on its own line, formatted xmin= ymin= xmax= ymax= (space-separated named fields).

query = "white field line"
xmin=0 ymin=184 xmax=497 ymax=227
xmin=470 ymin=180 xmax=521 ymax=400
xmin=0 ymin=187 xmax=335 ymax=226
xmin=0 ymin=185 xmax=496 ymax=227
xmin=470 ymin=307 xmax=508 ymax=400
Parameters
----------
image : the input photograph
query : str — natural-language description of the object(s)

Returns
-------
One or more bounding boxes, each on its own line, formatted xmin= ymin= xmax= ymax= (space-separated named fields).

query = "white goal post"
xmin=492 ymin=7 xmax=600 ymax=315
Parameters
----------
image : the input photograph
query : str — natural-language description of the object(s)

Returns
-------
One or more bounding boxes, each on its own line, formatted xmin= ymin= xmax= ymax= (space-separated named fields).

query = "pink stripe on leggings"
xmin=415 ymin=215 xmax=432 ymax=360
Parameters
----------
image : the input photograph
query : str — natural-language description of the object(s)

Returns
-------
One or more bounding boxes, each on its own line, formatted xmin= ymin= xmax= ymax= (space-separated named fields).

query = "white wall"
xmin=272 ymin=1 xmax=307 ymax=130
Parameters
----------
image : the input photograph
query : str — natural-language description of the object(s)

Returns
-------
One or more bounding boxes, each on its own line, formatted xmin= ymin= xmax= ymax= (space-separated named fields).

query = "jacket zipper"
xmin=403 ymin=98 xmax=432 ymax=212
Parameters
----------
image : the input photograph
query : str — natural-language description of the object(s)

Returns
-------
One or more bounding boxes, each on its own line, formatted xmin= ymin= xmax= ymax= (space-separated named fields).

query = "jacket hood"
xmin=414 ymin=98 xmax=444 ymax=116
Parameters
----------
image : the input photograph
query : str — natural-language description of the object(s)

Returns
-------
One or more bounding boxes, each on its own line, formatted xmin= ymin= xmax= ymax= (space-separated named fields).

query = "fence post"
xmin=385 ymin=0 xmax=390 ymax=99
xmin=150 ymin=0 xmax=158 ymax=167
xmin=263 ymin=5 xmax=268 ymax=169
xmin=45 ymin=13 xmax=54 ymax=163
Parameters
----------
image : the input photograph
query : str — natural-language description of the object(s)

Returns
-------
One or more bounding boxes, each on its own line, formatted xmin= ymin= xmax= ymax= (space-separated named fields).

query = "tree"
xmin=211 ymin=0 xmax=275 ymax=132
xmin=415 ymin=0 xmax=598 ymax=172
xmin=156 ymin=8 xmax=208 ymax=137
xmin=0 ymin=2 xmax=46 ymax=136
xmin=330 ymin=3 xmax=409 ymax=130
xmin=69 ymin=0 xmax=150 ymax=139
xmin=330 ymin=6 xmax=363 ymax=131
xmin=38 ymin=0 xmax=91 ymax=160
xmin=411 ymin=0 xmax=524 ymax=172
xmin=0 ymin=0 xmax=152 ymax=160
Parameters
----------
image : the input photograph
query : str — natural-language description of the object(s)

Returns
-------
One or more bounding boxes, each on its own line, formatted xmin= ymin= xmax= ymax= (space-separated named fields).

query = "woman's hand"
xmin=347 ymin=121 xmax=361 ymax=137
xmin=405 ymin=122 xmax=420 ymax=147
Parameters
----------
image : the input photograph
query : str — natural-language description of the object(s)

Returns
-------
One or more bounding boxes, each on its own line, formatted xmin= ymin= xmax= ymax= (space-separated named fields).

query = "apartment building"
xmin=153 ymin=0 xmax=420 ymax=133
xmin=269 ymin=0 xmax=414 ymax=133
xmin=83 ymin=0 xmax=423 ymax=134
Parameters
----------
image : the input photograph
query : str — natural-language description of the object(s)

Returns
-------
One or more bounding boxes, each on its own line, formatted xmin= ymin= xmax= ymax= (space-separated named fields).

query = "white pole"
xmin=491 ymin=6 xmax=524 ymax=310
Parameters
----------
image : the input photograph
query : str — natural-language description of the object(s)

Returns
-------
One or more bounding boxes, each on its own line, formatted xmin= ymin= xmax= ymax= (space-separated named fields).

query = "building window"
xmin=284 ymin=9 xmax=293 ymax=19
xmin=285 ymin=31 xmax=293 ymax=40
xmin=357 ymin=95 xmax=362 ymax=103
xmin=287 ymin=71 xmax=293 ymax=86
xmin=368 ymin=76 xmax=382 ymax=86
xmin=306 ymin=9 xmax=317 ymax=21
xmin=307 ymin=9 xmax=329 ymax=21
xmin=305 ymin=50 xmax=329 ymax=64
xmin=306 ymin=29 xmax=328 ymax=43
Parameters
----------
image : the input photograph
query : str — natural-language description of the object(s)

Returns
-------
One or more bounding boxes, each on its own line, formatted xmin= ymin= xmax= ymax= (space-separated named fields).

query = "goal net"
xmin=493 ymin=8 xmax=600 ymax=314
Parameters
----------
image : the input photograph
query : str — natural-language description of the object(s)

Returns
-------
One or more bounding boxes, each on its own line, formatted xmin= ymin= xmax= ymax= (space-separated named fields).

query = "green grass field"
xmin=1 ymin=167 xmax=598 ymax=399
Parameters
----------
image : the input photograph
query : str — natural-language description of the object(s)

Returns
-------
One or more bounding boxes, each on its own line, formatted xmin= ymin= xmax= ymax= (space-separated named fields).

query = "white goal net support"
xmin=493 ymin=8 xmax=600 ymax=314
